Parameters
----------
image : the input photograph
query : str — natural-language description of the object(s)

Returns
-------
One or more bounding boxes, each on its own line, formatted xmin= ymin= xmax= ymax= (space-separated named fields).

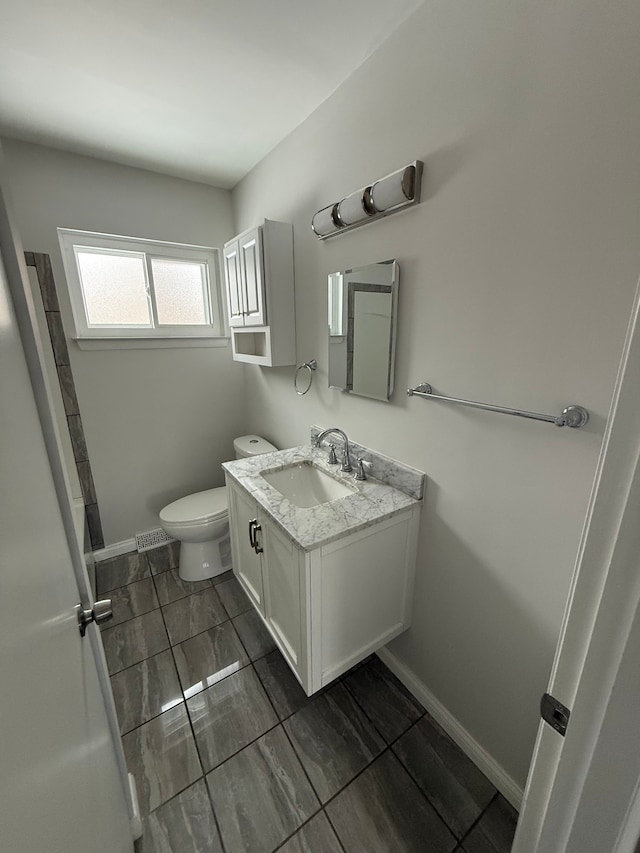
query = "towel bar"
xmin=407 ymin=382 xmax=588 ymax=428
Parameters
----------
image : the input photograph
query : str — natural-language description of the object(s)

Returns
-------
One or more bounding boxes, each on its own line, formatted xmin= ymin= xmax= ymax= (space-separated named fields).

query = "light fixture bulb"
xmin=311 ymin=204 xmax=342 ymax=237
xmin=337 ymin=191 xmax=369 ymax=226
xmin=370 ymin=165 xmax=416 ymax=212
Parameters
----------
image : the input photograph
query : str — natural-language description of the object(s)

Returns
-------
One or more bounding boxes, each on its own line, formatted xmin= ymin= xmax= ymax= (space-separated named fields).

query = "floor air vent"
xmin=135 ymin=528 xmax=175 ymax=552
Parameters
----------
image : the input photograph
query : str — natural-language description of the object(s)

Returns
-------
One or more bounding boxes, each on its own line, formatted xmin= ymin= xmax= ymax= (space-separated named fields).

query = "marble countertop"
xmin=223 ymin=444 xmax=422 ymax=552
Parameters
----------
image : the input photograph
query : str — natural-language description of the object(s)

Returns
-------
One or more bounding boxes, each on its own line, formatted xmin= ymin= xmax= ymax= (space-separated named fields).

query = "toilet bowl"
xmin=159 ymin=435 xmax=277 ymax=582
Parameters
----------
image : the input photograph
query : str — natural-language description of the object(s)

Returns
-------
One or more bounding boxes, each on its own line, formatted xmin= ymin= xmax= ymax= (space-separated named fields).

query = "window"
xmin=58 ymin=229 xmax=225 ymax=346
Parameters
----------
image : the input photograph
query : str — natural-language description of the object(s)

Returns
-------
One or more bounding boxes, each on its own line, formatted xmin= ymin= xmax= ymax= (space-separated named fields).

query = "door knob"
xmin=76 ymin=599 xmax=113 ymax=636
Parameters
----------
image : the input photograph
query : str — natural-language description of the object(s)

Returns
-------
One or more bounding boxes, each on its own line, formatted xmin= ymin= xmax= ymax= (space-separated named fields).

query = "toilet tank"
xmin=233 ymin=434 xmax=278 ymax=459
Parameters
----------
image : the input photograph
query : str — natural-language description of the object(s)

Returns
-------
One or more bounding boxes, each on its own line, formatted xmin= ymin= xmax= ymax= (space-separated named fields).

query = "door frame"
xmin=513 ymin=273 xmax=640 ymax=852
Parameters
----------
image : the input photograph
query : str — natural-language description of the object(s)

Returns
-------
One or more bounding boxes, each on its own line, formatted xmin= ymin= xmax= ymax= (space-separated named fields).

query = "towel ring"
xmin=294 ymin=359 xmax=317 ymax=395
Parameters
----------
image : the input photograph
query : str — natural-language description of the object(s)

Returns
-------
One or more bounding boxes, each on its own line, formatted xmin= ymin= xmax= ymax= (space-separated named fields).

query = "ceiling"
xmin=0 ymin=0 xmax=423 ymax=189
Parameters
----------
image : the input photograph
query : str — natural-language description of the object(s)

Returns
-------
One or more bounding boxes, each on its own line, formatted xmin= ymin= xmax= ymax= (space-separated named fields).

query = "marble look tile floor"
xmin=98 ymin=544 xmax=519 ymax=853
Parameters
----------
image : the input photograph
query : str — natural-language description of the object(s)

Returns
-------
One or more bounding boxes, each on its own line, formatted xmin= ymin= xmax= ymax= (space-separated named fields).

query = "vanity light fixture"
xmin=311 ymin=160 xmax=424 ymax=239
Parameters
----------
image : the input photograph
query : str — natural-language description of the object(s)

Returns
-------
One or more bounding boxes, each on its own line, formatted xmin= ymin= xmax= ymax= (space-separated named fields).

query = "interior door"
xmin=0 ymin=194 xmax=133 ymax=851
xmin=223 ymin=239 xmax=245 ymax=327
xmin=238 ymin=227 xmax=266 ymax=326
xmin=513 ymin=279 xmax=640 ymax=853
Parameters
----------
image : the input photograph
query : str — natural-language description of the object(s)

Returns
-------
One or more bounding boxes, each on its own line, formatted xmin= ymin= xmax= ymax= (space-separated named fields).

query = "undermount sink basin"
xmin=261 ymin=462 xmax=357 ymax=508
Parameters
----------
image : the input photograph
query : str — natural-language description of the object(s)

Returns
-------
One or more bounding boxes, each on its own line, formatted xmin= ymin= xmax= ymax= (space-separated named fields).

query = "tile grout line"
xmin=278 ymin=718 xmax=348 ymax=853
xmin=97 ymin=561 xmax=233 ymax=602
xmin=113 ymin=594 xmax=272 ymax=686
xmin=118 ymin=556 xmax=199 ymax=823
xmin=152 ymin=569 xmax=298 ymax=853
xmin=271 ymin=677 xmax=389 ymax=850
xmin=339 ymin=666 xmax=476 ymax=844
xmin=340 ymin=663 xmax=426 ymax=747
xmin=383 ymin=709 xmax=501 ymax=844
xmin=245 ymin=640 xmax=441 ymax=849
xmin=315 ymin=741 xmax=460 ymax=853
xmin=251 ymin=660 xmax=325 ymax=842
xmin=100 ymin=603 xmax=162 ymax=634
xmin=321 ymin=809 xmax=349 ymax=853
xmin=170 ymin=607 xmax=307 ymax=853
xmin=188 ymin=623 xmax=280 ymax=853
xmin=243 ymin=655 xmax=348 ymax=853
xmin=103 ymin=609 xmax=171 ymax=676
xmin=160 ymin=585 xmax=252 ymax=645
xmin=149 ymin=568 xmax=232 ymax=853
xmin=456 ymin=790 xmax=500 ymax=851
xmin=388 ymin=731 xmax=469 ymax=844
xmin=110 ymin=647 xmax=183 ymax=737
xmin=114 ymin=625 xmax=258 ymax=735
xmin=280 ymin=681 xmax=459 ymax=849
xmin=153 ymin=570 xmax=210 ymax=784
xmin=108 ymin=550 xmax=469 ymax=851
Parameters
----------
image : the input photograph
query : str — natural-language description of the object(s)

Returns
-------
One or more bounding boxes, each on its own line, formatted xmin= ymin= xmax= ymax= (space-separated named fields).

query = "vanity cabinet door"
xmin=223 ymin=240 xmax=245 ymax=327
xmin=238 ymin=228 xmax=265 ymax=327
xmin=261 ymin=516 xmax=305 ymax=681
xmin=228 ymin=481 xmax=265 ymax=614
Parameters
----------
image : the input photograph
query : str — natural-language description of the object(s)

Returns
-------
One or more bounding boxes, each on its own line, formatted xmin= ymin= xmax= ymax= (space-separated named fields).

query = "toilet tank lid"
xmin=159 ymin=487 xmax=227 ymax=524
xmin=234 ymin=434 xmax=278 ymax=457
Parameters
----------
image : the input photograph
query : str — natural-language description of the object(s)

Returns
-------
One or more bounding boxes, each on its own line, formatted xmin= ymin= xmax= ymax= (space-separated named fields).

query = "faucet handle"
xmin=327 ymin=443 xmax=338 ymax=465
xmin=354 ymin=457 xmax=370 ymax=481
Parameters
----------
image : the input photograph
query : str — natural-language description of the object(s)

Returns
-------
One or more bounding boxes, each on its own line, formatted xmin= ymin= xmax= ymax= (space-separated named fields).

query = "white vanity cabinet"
xmin=225 ymin=475 xmax=420 ymax=695
xmin=223 ymin=219 xmax=296 ymax=366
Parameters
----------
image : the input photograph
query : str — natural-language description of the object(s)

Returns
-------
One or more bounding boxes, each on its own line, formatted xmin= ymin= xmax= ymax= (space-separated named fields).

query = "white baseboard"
xmin=376 ymin=646 xmax=523 ymax=810
xmin=92 ymin=538 xmax=136 ymax=562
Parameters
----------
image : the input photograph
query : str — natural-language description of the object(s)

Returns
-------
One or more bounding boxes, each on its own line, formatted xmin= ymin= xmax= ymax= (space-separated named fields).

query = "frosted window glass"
xmin=151 ymin=259 xmax=209 ymax=325
xmin=76 ymin=251 xmax=151 ymax=326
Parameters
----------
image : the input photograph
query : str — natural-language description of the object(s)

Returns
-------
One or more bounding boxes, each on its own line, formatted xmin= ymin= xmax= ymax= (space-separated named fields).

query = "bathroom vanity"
xmin=223 ymin=438 xmax=424 ymax=695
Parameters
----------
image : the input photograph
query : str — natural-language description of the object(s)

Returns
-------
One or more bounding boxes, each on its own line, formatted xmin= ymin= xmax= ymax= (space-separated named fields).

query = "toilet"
xmin=159 ymin=435 xmax=277 ymax=582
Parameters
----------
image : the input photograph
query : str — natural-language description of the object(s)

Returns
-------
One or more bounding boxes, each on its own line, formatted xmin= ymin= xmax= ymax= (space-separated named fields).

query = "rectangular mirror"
xmin=328 ymin=259 xmax=399 ymax=402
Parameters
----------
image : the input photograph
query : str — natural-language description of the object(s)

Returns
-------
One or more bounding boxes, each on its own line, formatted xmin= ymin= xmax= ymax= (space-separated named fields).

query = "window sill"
xmin=73 ymin=336 xmax=230 ymax=351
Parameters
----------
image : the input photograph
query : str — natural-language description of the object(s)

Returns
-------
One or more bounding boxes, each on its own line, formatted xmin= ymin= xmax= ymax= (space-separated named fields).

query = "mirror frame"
xmin=328 ymin=259 xmax=399 ymax=402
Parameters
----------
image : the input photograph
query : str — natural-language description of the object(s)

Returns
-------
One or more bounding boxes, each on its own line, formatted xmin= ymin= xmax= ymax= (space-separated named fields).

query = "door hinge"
xmin=540 ymin=692 xmax=571 ymax=736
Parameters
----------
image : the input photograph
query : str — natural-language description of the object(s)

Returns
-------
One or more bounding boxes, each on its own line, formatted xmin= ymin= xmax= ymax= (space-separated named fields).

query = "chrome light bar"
xmin=311 ymin=161 xmax=424 ymax=240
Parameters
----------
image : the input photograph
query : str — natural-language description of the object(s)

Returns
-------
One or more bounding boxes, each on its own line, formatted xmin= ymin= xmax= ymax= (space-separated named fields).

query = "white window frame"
xmin=58 ymin=228 xmax=226 ymax=346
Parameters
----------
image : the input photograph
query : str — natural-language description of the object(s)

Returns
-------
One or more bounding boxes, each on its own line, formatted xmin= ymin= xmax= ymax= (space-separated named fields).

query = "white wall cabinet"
xmin=223 ymin=219 xmax=296 ymax=366
xmin=226 ymin=476 xmax=419 ymax=694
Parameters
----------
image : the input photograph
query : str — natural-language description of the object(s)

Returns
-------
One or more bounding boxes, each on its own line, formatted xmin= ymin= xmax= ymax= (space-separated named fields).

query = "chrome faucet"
xmin=315 ymin=428 xmax=352 ymax=472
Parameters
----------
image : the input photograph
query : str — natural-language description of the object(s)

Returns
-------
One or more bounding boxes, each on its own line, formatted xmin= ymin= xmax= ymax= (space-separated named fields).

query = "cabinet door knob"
xmin=249 ymin=519 xmax=257 ymax=548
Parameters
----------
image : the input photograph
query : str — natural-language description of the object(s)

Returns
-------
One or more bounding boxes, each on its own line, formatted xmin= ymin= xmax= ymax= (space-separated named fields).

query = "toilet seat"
xmin=159 ymin=487 xmax=227 ymax=527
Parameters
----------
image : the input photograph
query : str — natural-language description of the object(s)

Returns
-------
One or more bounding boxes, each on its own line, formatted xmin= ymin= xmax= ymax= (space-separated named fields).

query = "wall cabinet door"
xmin=227 ymin=482 xmax=265 ymax=614
xmin=223 ymin=240 xmax=245 ymax=327
xmin=262 ymin=515 xmax=304 ymax=679
xmin=238 ymin=228 xmax=265 ymax=326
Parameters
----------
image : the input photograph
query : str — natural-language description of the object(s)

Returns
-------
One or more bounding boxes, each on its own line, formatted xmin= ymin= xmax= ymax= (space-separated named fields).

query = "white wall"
xmin=3 ymin=139 xmax=246 ymax=544
xmin=233 ymin=0 xmax=640 ymax=789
